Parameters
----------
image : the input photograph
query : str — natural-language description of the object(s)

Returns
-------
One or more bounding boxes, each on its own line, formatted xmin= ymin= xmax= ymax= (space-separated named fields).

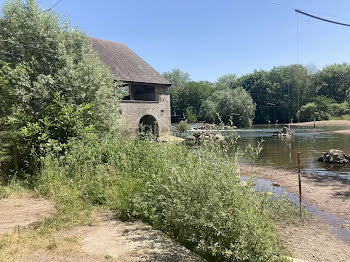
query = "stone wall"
xmin=120 ymin=93 xmax=171 ymax=136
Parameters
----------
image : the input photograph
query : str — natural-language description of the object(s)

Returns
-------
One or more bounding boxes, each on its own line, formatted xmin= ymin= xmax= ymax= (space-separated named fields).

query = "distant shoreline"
xmin=290 ymin=120 xmax=350 ymax=127
xmin=334 ymin=129 xmax=350 ymax=134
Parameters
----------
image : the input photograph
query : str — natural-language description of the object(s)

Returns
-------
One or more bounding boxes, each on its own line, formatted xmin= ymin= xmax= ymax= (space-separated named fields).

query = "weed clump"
xmin=36 ymin=135 xmax=292 ymax=261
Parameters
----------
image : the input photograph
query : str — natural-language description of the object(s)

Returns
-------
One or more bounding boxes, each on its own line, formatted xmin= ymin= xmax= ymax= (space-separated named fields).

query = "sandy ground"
xmin=334 ymin=129 xmax=350 ymax=134
xmin=290 ymin=120 xmax=350 ymax=127
xmin=0 ymin=197 xmax=55 ymax=235
xmin=241 ymin=165 xmax=350 ymax=220
xmin=278 ymin=216 xmax=350 ymax=262
xmin=241 ymin=165 xmax=350 ymax=262
xmin=21 ymin=253 xmax=116 ymax=262
xmin=56 ymin=211 xmax=204 ymax=262
xmin=0 ymin=196 xmax=202 ymax=262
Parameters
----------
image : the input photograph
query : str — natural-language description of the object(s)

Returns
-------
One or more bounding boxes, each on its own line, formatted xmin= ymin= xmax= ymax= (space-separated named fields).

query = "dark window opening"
xmin=132 ymin=84 xmax=156 ymax=101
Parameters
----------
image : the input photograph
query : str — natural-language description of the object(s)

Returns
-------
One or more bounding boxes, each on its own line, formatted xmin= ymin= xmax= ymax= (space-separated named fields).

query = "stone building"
xmin=90 ymin=38 xmax=172 ymax=137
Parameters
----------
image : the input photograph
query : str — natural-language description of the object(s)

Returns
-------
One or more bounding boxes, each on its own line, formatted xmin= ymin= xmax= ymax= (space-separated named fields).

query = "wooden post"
xmin=298 ymin=152 xmax=302 ymax=218
xmin=313 ymin=118 xmax=316 ymax=135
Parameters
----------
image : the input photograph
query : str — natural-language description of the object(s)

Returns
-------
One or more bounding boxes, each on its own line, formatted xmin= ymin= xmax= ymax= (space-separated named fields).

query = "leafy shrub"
xmin=296 ymin=97 xmax=342 ymax=121
xmin=331 ymin=114 xmax=350 ymax=121
xmin=329 ymin=102 xmax=350 ymax=117
xmin=185 ymin=107 xmax=198 ymax=123
xmin=296 ymin=102 xmax=317 ymax=122
xmin=38 ymin=136 xmax=291 ymax=261
xmin=2 ymin=93 xmax=96 ymax=174
xmin=177 ymin=120 xmax=190 ymax=133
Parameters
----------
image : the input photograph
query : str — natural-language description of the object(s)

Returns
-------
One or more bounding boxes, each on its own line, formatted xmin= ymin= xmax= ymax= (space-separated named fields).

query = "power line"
xmin=307 ymin=10 xmax=350 ymax=22
xmin=272 ymin=2 xmax=350 ymax=21
xmin=295 ymin=9 xmax=350 ymax=27
xmin=42 ymin=0 xmax=64 ymax=12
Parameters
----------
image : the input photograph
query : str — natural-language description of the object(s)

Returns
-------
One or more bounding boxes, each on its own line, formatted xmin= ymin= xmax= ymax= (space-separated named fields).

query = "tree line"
xmin=163 ymin=64 xmax=350 ymax=127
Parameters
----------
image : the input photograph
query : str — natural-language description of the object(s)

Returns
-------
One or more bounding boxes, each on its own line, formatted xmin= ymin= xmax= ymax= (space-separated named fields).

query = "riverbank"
xmin=240 ymin=165 xmax=350 ymax=220
xmin=240 ymin=165 xmax=350 ymax=262
xmin=290 ymin=120 xmax=350 ymax=127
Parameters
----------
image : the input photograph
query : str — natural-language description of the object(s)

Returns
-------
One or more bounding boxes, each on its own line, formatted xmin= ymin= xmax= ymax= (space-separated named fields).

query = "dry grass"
xmin=0 ymin=227 xmax=83 ymax=262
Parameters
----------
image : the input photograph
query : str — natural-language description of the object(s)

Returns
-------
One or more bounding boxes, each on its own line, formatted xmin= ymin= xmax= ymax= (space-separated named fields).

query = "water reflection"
xmin=234 ymin=125 xmax=350 ymax=178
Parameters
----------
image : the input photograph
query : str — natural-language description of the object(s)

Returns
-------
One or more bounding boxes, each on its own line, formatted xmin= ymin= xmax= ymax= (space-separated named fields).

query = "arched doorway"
xmin=139 ymin=115 xmax=158 ymax=138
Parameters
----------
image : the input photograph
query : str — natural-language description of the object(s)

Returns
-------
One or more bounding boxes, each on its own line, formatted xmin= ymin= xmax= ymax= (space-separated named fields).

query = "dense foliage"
xmin=0 ymin=0 xmax=119 ymax=173
xmin=200 ymin=88 xmax=256 ymax=127
xmin=163 ymin=70 xmax=255 ymax=127
xmin=164 ymin=63 xmax=350 ymax=125
xmin=38 ymin=136 xmax=294 ymax=261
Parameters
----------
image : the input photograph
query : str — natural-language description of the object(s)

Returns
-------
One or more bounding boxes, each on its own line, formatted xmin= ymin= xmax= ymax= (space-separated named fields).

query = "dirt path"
xmin=21 ymin=211 xmax=203 ymax=262
xmin=0 ymin=195 xmax=202 ymax=262
xmin=55 ymin=211 xmax=204 ymax=262
xmin=0 ymin=197 xmax=55 ymax=235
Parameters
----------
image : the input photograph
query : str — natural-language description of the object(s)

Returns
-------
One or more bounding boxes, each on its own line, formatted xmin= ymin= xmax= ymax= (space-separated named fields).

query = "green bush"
xmin=37 ymin=136 xmax=292 ymax=261
xmin=296 ymin=99 xmax=339 ymax=122
xmin=185 ymin=107 xmax=198 ymax=123
xmin=329 ymin=102 xmax=350 ymax=117
xmin=177 ymin=120 xmax=190 ymax=133
xmin=296 ymin=102 xmax=317 ymax=122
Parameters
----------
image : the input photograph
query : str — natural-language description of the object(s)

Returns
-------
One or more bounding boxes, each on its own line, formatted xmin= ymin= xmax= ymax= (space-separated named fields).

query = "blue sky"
xmin=1 ymin=0 xmax=350 ymax=81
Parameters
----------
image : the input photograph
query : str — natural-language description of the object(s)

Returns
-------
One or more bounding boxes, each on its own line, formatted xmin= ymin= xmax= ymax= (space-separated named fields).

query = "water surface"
xmin=234 ymin=125 xmax=350 ymax=178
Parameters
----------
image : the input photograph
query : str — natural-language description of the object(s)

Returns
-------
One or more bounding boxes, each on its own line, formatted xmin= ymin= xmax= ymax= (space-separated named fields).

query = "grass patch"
xmin=0 ymin=227 xmax=83 ymax=262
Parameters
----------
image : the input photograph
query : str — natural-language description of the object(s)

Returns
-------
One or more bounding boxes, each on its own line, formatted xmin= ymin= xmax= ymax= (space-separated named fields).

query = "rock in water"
xmin=272 ymin=126 xmax=295 ymax=137
xmin=317 ymin=149 xmax=350 ymax=164
xmin=185 ymin=131 xmax=224 ymax=146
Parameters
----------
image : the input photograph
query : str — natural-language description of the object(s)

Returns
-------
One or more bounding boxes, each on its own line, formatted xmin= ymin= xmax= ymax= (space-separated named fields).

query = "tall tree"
xmin=216 ymin=74 xmax=238 ymax=89
xmin=162 ymin=69 xmax=190 ymax=89
xmin=267 ymin=65 xmax=309 ymax=123
xmin=238 ymin=70 xmax=274 ymax=123
xmin=162 ymin=69 xmax=191 ymax=119
xmin=0 ymin=0 xmax=119 ymax=172
xmin=313 ymin=63 xmax=350 ymax=103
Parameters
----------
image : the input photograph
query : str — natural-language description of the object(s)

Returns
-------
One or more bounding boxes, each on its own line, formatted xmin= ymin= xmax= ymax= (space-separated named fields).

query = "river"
xmin=234 ymin=125 xmax=350 ymax=178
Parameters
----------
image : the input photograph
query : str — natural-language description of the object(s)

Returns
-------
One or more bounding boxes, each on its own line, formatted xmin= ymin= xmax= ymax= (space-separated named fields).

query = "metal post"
xmin=297 ymin=152 xmax=302 ymax=218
